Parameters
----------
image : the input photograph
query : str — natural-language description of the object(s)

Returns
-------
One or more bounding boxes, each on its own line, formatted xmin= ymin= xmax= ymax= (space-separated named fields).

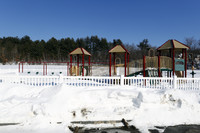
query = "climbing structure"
xmin=157 ymin=39 xmax=190 ymax=77
xmin=69 ymin=48 xmax=91 ymax=76
xmin=109 ymin=44 xmax=130 ymax=77
xmin=127 ymin=39 xmax=190 ymax=78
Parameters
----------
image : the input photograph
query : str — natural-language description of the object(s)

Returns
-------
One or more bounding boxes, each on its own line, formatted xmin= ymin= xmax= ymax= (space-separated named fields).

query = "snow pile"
xmin=131 ymin=89 xmax=200 ymax=132
xmin=0 ymin=82 xmax=200 ymax=132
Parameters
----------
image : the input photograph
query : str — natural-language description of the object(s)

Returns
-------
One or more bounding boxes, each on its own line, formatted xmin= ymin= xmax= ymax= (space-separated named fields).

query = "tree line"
xmin=0 ymin=35 xmax=151 ymax=64
xmin=0 ymin=35 xmax=199 ymax=65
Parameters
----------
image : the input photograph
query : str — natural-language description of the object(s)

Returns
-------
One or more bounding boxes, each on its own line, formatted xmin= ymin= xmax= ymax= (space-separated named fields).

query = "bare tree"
xmin=184 ymin=37 xmax=197 ymax=50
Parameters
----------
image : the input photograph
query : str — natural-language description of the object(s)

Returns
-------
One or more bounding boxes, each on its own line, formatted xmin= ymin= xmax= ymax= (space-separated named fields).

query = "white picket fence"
xmin=0 ymin=75 xmax=200 ymax=90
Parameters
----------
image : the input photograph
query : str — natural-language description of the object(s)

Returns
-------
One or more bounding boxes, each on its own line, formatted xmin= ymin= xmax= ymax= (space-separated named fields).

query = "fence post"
xmin=173 ymin=75 xmax=177 ymax=89
xmin=18 ymin=62 xmax=20 ymax=73
xmin=59 ymin=74 xmax=63 ymax=84
xmin=120 ymin=75 xmax=124 ymax=86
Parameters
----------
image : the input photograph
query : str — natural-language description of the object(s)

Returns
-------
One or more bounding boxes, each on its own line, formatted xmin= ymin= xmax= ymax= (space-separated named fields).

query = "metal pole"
xmin=185 ymin=49 xmax=187 ymax=77
xmin=19 ymin=62 xmax=20 ymax=73
xmin=77 ymin=55 xmax=79 ymax=76
xmin=173 ymin=48 xmax=175 ymax=76
xmin=128 ymin=53 xmax=130 ymax=75
xmin=89 ymin=56 xmax=91 ymax=76
xmin=67 ymin=62 xmax=69 ymax=76
xmin=43 ymin=63 xmax=44 ymax=75
xmin=22 ymin=63 xmax=23 ymax=73
xmin=46 ymin=63 xmax=47 ymax=75
xmin=124 ymin=52 xmax=127 ymax=77
xmin=158 ymin=56 xmax=161 ymax=77
xmin=109 ymin=53 xmax=111 ymax=76
xmin=143 ymin=56 xmax=146 ymax=77
xmin=113 ymin=53 xmax=116 ymax=75
xmin=70 ymin=55 xmax=72 ymax=76
xmin=182 ymin=49 xmax=185 ymax=77
xmin=82 ymin=54 xmax=84 ymax=76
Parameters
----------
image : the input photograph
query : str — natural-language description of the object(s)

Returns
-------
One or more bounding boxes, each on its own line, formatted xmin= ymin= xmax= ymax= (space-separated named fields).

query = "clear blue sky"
xmin=0 ymin=0 xmax=200 ymax=47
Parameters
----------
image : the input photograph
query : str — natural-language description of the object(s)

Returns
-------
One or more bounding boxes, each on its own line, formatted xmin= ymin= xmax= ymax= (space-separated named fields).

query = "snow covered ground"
xmin=0 ymin=65 xmax=200 ymax=133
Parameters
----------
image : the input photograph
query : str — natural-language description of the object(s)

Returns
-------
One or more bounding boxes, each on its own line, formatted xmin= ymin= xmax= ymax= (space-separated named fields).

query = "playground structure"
xmin=69 ymin=48 xmax=91 ymax=76
xmin=157 ymin=39 xmax=189 ymax=77
xmin=18 ymin=40 xmax=190 ymax=78
xmin=109 ymin=40 xmax=190 ymax=78
xmin=109 ymin=44 xmax=130 ymax=77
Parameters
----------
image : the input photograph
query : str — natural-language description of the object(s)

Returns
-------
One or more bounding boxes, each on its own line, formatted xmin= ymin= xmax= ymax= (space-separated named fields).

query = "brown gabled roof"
xmin=69 ymin=48 xmax=91 ymax=56
xmin=157 ymin=40 xmax=190 ymax=50
xmin=109 ymin=44 xmax=129 ymax=53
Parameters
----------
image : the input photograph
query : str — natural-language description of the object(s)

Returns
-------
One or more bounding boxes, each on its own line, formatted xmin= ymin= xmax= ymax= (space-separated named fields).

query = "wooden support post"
xmin=182 ymin=49 xmax=185 ymax=77
xmin=173 ymin=48 xmax=175 ymax=76
xmin=185 ymin=49 xmax=187 ymax=77
xmin=109 ymin=53 xmax=111 ymax=76
xmin=19 ymin=62 xmax=20 ymax=73
xmin=22 ymin=62 xmax=23 ymax=73
xmin=182 ymin=49 xmax=185 ymax=58
xmin=70 ymin=55 xmax=72 ymax=76
xmin=77 ymin=55 xmax=79 ymax=76
xmin=90 ymin=59 xmax=92 ymax=76
xmin=88 ymin=55 xmax=91 ymax=76
xmin=43 ymin=63 xmax=45 ymax=75
xmin=82 ymin=54 xmax=84 ymax=76
xmin=43 ymin=63 xmax=47 ymax=76
xmin=46 ymin=63 xmax=47 ymax=75
xmin=143 ymin=55 xmax=146 ymax=77
xmin=128 ymin=53 xmax=130 ymax=75
xmin=67 ymin=62 xmax=69 ymax=76
xmin=88 ymin=56 xmax=91 ymax=76
xmin=113 ymin=53 xmax=116 ymax=75
xmin=158 ymin=56 xmax=161 ymax=77
xmin=124 ymin=52 xmax=127 ymax=77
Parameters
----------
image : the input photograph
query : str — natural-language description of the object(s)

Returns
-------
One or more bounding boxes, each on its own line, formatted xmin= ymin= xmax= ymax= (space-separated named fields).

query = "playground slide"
xmin=127 ymin=70 xmax=143 ymax=77
xmin=175 ymin=71 xmax=182 ymax=77
xmin=127 ymin=69 xmax=158 ymax=77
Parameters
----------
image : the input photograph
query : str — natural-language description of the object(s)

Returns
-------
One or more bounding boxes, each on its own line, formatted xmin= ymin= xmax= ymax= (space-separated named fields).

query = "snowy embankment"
xmin=0 ymin=82 xmax=200 ymax=132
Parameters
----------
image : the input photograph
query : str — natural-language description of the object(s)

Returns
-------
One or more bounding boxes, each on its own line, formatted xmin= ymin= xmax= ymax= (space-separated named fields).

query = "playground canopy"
xmin=157 ymin=40 xmax=190 ymax=50
xmin=109 ymin=45 xmax=129 ymax=53
xmin=69 ymin=47 xmax=91 ymax=56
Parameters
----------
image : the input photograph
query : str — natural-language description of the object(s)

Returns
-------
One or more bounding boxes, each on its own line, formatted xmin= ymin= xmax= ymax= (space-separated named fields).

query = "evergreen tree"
xmin=0 ymin=35 xmax=158 ymax=64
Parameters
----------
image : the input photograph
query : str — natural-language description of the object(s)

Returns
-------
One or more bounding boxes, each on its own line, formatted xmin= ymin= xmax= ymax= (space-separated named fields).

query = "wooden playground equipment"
xmin=69 ymin=48 xmax=91 ymax=76
xmin=109 ymin=40 xmax=190 ymax=78
xmin=157 ymin=39 xmax=189 ymax=77
xmin=18 ymin=40 xmax=189 ymax=78
xmin=108 ymin=44 xmax=130 ymax=77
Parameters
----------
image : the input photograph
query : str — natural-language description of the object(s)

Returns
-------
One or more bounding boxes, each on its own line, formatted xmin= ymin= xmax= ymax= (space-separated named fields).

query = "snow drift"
xmin=0 ymin=82 xmax=200 ymax=133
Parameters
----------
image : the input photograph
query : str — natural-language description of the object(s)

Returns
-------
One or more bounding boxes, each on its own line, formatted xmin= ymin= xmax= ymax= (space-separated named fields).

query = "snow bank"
xmin=0 ymin=82 xmax=200 ymax=132
xmin=1 ymin=65 xmax=200 ymax=132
